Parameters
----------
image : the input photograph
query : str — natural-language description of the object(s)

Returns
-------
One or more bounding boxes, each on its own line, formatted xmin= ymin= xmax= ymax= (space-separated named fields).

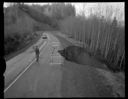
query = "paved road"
xmin=4 ymin=32 xmax=112 ymax=98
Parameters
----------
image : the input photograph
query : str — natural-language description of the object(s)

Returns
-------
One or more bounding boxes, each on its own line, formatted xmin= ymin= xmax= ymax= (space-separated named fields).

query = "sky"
xmin=4 ymin=2 xmax=124 ymax=21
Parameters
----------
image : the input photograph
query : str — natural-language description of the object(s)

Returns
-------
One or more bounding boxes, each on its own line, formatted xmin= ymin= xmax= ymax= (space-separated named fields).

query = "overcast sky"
xmin=4 ymin=2 xmax=124 ymax=21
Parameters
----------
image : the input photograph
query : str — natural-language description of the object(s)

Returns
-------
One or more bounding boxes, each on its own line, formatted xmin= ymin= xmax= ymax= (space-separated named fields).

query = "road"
xmin=4 ymin=32 xmax=113 ymax=98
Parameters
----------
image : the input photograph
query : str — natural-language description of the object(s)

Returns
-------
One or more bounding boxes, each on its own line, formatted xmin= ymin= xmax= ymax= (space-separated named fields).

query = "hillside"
xmin=4 ymin=3 xmax=76 ymax=36
xmin=4 ymin=5 xmax=54 ymax=36
xmin=18 ymin=4 xmax=58 ymax=29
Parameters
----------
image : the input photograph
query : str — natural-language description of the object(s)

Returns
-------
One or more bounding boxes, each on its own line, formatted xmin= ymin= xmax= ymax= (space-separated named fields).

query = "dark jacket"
xmin=35 ymin=47 xmax=39 ymax=55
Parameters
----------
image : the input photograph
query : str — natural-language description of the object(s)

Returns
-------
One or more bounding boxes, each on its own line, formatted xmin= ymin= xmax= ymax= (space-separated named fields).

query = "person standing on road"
xmin=34 ymin=45 xmax=40 ymax=62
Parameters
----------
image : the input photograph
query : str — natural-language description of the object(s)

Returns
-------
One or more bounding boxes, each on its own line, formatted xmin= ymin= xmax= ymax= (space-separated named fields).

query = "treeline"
xmin=30 ymin=3 xmax=76 ymax=20
xmin=60 ymin=15 xmax=125 ymax=72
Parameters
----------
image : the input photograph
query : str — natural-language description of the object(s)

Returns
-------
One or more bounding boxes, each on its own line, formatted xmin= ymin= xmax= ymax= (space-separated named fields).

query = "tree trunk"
xmin=95 ymin=21 xmax=101 ymax=53
xmin=105 ymin=26 xmax=111 ymax=59
xmin=119 ymin=51 xmax=125 ymax=69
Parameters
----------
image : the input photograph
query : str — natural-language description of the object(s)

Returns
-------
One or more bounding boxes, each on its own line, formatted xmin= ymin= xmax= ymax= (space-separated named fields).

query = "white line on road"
xmin=4 ymin=41 xmax=47 ymax=93
xmin=4 ymin=58 xmax=36 ymax=93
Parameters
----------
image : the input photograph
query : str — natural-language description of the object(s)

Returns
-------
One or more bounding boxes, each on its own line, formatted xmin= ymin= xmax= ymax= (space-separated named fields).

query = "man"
xmin=34 ymin=46 xmax=40 ymax=62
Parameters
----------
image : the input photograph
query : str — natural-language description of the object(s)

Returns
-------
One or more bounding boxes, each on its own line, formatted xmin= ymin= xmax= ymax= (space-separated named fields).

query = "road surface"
xmin=4 ymin=32 xmax=113 ymax=98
